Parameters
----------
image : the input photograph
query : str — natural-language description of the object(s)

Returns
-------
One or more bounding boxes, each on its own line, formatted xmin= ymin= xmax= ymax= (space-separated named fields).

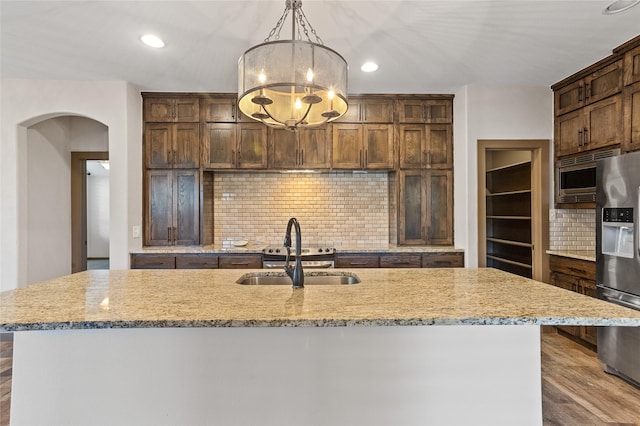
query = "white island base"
xmin=11 ymin=325 xmax=541 ymax=425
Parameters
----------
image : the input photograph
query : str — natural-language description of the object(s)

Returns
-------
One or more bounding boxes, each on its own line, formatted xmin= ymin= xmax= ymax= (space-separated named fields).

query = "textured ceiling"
xmin=2 ymin=1 xmax=640 ymax=94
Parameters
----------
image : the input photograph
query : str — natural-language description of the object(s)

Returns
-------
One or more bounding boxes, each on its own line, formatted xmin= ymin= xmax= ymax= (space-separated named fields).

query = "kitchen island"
xmin=3 ymin=268 xmax=640 ymax=425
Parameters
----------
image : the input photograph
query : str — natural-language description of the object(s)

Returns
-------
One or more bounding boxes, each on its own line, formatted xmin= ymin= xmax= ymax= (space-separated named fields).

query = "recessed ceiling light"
xmin=603 ymin=0 xmax=640 ymax=14
xmin=140 ymin=34 xmax=165 ymax=48
xmin=361 ymin=62 xmax=379 ymax=73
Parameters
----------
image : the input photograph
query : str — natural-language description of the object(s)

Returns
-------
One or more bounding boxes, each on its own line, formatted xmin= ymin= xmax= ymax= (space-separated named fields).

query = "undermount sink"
xmin=236 ymin=272 xmax=361 ymax=286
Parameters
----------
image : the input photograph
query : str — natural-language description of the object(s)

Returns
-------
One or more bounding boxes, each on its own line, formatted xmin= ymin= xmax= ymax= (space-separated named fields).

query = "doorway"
xmin=71 ymin=152 xmax=109 ymax=272
xmin=477 ymin=140 xmax=550 ymax=282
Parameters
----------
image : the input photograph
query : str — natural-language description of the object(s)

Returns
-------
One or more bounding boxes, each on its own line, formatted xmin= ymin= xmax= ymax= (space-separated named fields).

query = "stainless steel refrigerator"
xmin=596 ymin=150 xmax=640 ymax=387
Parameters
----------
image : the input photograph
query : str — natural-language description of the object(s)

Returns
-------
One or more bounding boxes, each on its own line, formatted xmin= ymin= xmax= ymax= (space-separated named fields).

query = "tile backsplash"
xmin=214 ymin=172 xmax=391 ymax=248
xmin=549 ymin=209 xmax=595 ymax=251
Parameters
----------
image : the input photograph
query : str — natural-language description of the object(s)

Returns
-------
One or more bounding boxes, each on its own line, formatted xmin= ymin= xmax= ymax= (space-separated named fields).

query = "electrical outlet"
xmin=132 ymin=225 xmax=141 ymax=238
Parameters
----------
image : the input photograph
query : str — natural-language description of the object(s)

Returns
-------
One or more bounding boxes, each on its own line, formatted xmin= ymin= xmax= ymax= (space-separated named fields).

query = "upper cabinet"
xmin=623 ymin=81 xmax=640 ymax=152
xmin=200 ymin=95 xmax=237 ymax=122
xmin=335 ymin=97 xmax=394 ymax=123
xmin=145 ymin=123 xmax=200 ymax=169
xmin=268 ymin=127 xmax=331 ymax=169
xmin=553 ymin=60 xmax=623 ymax=116
xmin=398 ymin=124 xmax=452 ymax=169
xmin=203 ymin=122 xmax=267 ymax=169
xmin=144 ymin=96 xmax=200 ymax=123
xmin=332 ymin=124 xmax=394 ymax=170
xmin=397 ymin=98 xmax=453 ymax=124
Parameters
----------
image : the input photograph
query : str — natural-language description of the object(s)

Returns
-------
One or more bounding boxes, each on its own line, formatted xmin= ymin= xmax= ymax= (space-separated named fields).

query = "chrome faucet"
xmin=284 ymin=217 xmax=304 ymax=288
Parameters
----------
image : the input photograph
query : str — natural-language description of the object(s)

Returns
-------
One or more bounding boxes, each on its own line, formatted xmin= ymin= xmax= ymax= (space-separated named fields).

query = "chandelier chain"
xmin=297 ymin=8 xmax=323 ymax=44
xmin=264 ymin=8 xmax=290 ymax=42
xmin=263 ymin=2 xmax=324 ymax=45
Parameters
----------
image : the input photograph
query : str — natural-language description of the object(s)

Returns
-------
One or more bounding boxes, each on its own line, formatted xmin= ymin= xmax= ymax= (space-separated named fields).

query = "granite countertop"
xmin=2 ymin=268 xmax=640 ymax=331
xmin=546 ymin=249 xmax=596 ymax=262
xmin=130 ymin=245 xmax=464 ymax=254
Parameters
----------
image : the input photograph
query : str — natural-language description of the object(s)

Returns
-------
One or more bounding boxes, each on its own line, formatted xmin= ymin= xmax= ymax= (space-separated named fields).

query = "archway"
xmin=21 ymin=115 xmax=109 ymax=284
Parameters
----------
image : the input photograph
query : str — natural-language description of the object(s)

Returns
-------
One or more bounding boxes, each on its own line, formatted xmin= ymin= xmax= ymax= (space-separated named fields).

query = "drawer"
xmin=131 ymin=254 xmax=176 ymax=269
xmin=218 ymin=254 xmax=262 ymax=269
xmin=175 ymin=254 xmax=219 ymax=269
xmin=549 ymin=255 xmax=595 ymax=280
xmin=422 ymin=252 xmax=464 ymax=268
xmin=379 ymin=254 xmax=422 ymax=268
xmin=335 ymin=254 xmax=379 ymax=268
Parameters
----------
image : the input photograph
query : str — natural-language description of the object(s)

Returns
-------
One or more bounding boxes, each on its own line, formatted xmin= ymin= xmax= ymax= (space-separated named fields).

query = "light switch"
xmin=132 ymin=225 xmax=141 ymax=238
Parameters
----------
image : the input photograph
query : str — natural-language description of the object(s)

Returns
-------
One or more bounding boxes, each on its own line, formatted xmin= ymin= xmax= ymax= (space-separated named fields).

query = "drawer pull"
xmin=231 ymin=262 xmax=250 ymax=266
xmin=568 ymin=267 xmax=586 ymax=274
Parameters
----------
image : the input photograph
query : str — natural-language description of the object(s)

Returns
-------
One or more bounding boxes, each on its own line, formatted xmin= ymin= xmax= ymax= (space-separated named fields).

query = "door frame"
xmin=71 ymin=151 xmax=108 ymax=273
xmin=477 ymin=140 xmax=550 ymax=282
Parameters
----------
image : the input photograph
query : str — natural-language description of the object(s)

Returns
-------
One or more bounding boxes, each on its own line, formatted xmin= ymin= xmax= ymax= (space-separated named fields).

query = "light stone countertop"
xmin=129 ymin=245 xmax=464 ymax=254
xmin=546 ymin=249 xmax=596 ymax=262
xmin=2 ymin=268 xmax=640 ymax=331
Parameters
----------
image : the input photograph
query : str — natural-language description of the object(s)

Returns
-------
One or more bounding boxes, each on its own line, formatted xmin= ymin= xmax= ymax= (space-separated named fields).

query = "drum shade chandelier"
xmin=238 ymin=0 xmax=348 ymax=131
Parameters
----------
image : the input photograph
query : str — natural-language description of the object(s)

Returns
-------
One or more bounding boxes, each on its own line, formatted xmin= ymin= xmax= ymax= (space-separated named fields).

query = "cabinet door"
xmin=554 ymin=110 xmax=583 ymax=157
xmin=173 ymin=123 xmax=200 ymax=168
xmin=298 ymin=127 xmax=331 ymax=169
xmin=584 ymin=60 xmax=622 ymax=105
xmin=426 ymin=170 xmax=453 ymax=245
xmin=175 ymin=254 xmax=219 ymax=269
xmin=554 ymin=80 xmax=584 ymax=116
xmin=145 ymin=124 xmax=173 ymax=168
xmin=363 ymin=124 xmax=394 ymax=169
xmin=398 ymin=170 xmax=426 ymax=245
xmin=584 ymin=95 xmax=622 ymax=151
xmin=424 ymin=100 xmax=453 ymax=124
xmin=335 ymin=100 xmax=361 ymax=122
xmin=422 ymin=252 xmax=464 ymax=268
xmin=218 ymin=255 xmax=262 ymax=269
xmin=200 ymin=97 xmax=236 ymax=122
xmin=237 ymin=123 xmax=267 ymax=169
xmin=550 ymin=272 xmax=582 ymax=338
xmin=174 ymin=98 xmax=200 ymax=122
xmin=398 ymin=125 xmax=425 ymax=169
xmin=623 ymin=81 xmax=640 ymax=152
xmin=131 ymin=254 xmax=176 ymax=269
xmin=379 ymin=254 xmax=421 ymax=268
xmin=146 ymin=170 xmax=173 ymax=246
xmin=334 ymin=254 xmax=379 ymax=268
xmin=624 ymin=44 xmax=640 ymax=85
xmin=332 ymin=124 xmax=363 ymax=169
xmin=425 ymin=124 xmax=452 ymax=169
xmin=268 ymin=128 xmax=298 ymax=169
xmin=398 ymin=100 xmax=426 ymax=123
xmin=173 ymin=170 xmax=199 ymax=246
xmin=203 ymin=123 xmax=236 ymax=168
xmin=144 ymin=98 xmax=175 ymax=122
xmin=361 ymin=99 xmax=394 ymax=123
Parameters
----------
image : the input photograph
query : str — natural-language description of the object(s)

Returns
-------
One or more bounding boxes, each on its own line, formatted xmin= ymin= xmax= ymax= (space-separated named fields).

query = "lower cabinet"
xmin=336 ymin=252 xmax=464 ymax=268
xmin=379 ymin=254 xmax=422 ymax=268
xmin=131 ymin=254 xmax=176 ymax=269
xmin=218 ymin=254 xmax=262 ymax=269
xmin=335 ymin=254 xmax=379 ymax=268
xmin=422 ymin=252 xmax=464 ymax=268
xmin=549 ymin=255 xmax=597 ymax=348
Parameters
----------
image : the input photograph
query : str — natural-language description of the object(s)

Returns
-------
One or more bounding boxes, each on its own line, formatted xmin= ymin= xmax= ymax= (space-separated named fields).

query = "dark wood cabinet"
xmin=623 ymin=80 xmax=640 ymax=152
xmin=335 ymin=254 xmax=380 ymax=268
xmin=422 ymin=252 xmax=464 ymax=268
xmin=145 ymin=123 xmax=200 ymax=169
xmin=549 ymin=255 xmax=597 ymax=348
xmin=218 ymin=254 xmax=262 ymax=269
xmin=144 ymin=96 xmax=199 ymax=123
xmin=202 ymin=122 xmax=267 ymax=169
xmin=336 ymin=97 xmax=394 ymax=123
xmin=175 ymin=254 xmax=219 ymax=269
xmin=332 ymin=124 xmax=394 ymax=170
xmin=200 ymin=95 xmax=237 ymax=122
xmin=145 ymin=170 xmax=199 ymax=246
xmin=623 ymin=44 xmax=640 ymax=86
xmin=130 ymin=254 xmax=176 ymax=269
xmin=426 ymin=170 xmax=454 ymax=245
xmin=379 ymin=254 xmax=421 ymax=268
xmin=398 ymin=124 xmax=452 ymax=169
xmin=268 ymin=127 xmax=331 ymax=169
xmin=397 ymin=98 xmax=453 ymax=124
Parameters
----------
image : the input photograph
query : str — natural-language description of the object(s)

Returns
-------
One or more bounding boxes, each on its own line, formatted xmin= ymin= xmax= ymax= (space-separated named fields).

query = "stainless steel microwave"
xmin=556 ymin=148 xmax=620 ymax=204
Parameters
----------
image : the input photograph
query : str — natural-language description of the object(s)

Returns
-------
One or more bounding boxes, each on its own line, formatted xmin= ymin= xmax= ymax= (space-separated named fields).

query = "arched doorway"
xmin=24 ymin=115 xmax=109 ymax=284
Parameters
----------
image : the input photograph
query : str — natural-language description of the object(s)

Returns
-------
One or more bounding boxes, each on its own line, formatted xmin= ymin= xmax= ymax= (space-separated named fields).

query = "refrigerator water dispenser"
xmin=602 ymin=207 xmax=634 ymax=259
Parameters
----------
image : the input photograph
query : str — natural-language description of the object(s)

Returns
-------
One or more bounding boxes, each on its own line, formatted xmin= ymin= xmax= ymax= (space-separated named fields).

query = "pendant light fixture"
xmin=238 ymin=0 xmax=348 ymax=131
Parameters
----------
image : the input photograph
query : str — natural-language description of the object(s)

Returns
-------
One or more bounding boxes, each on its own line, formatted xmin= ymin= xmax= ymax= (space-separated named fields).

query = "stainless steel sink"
xmin=236 ymin=272 xmax=360 ymax=286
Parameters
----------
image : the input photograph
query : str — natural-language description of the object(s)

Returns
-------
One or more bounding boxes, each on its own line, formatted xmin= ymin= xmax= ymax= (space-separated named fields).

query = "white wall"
xmin=87 ymin=174 xmax=110 ymax=259
xmin=453 ymin=84 xmax=554 ymax=267
xmin=0 ymin=79 xmax=142 ymax=291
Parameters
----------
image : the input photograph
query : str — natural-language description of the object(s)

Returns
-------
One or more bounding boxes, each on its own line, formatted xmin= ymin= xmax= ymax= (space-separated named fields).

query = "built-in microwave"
xmin=556 ymin=148 xmax=620 ymax=204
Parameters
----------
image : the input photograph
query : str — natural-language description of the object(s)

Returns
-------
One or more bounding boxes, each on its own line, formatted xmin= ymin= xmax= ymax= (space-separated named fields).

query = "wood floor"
xmin=1 ymin=330 xmax=639 ymax=425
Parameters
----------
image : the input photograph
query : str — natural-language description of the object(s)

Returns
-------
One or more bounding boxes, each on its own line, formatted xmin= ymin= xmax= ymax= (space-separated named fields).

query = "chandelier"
xmin=238 ymin=0 xmax=348 ymax=131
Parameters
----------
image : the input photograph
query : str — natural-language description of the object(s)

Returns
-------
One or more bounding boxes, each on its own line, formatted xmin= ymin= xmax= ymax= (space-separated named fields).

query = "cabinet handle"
xmin=360 ymin=149 xmax=363 ymax=168
xmin=568 ymin=267 xmax=586 ymax=275
xmin=578 ymin=86 xmax=583 ymax=102
xmin=232 ymin=105 xmax=236 ymax=120
xmin=295 ymin=148 xmax=300 ymax=165
xmin=168 ymin=227 xmax=172 ymax=242
xmin=173 ymin=227 xmax=177 ymax=242
xmin=301 ymin=149 xmax=304 ymax=165
xmin=231 ymin=262 xmax=250 ymax=266
xmin=350 ymin=262 xmax=369 ymax=266
xmin=577 ymin=129 xmax=583 ymax=147
xmin=583 ymin=127 xmax=588 ymax=146
xmin=365 ymin=150 xmax=368 ymax=167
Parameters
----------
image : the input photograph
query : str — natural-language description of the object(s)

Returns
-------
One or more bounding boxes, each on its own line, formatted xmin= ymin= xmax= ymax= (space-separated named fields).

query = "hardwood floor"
xmin=0 ymin=330 xmax=639 ymax=425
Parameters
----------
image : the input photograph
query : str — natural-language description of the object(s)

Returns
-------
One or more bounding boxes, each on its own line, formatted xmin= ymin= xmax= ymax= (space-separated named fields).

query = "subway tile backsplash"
xmin=549 ymin=209 xmax=595 ymax=251
xmin=214 ymin=172 xmax=390 ymax=248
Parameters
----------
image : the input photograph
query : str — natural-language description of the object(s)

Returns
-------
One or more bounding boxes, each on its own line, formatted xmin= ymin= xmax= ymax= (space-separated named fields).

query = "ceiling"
xmin=2 ymin=1 xmax=640 ymax=94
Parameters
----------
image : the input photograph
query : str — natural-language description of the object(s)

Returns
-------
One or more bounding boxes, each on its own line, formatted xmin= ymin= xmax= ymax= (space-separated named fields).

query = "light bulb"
xmin=258 ymin=71 xmax=267 ymax=84
xmin=295 ymin=97 xmax=302 ymax=110
xmin=306 ymin=68 xmax=314 ymax=82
